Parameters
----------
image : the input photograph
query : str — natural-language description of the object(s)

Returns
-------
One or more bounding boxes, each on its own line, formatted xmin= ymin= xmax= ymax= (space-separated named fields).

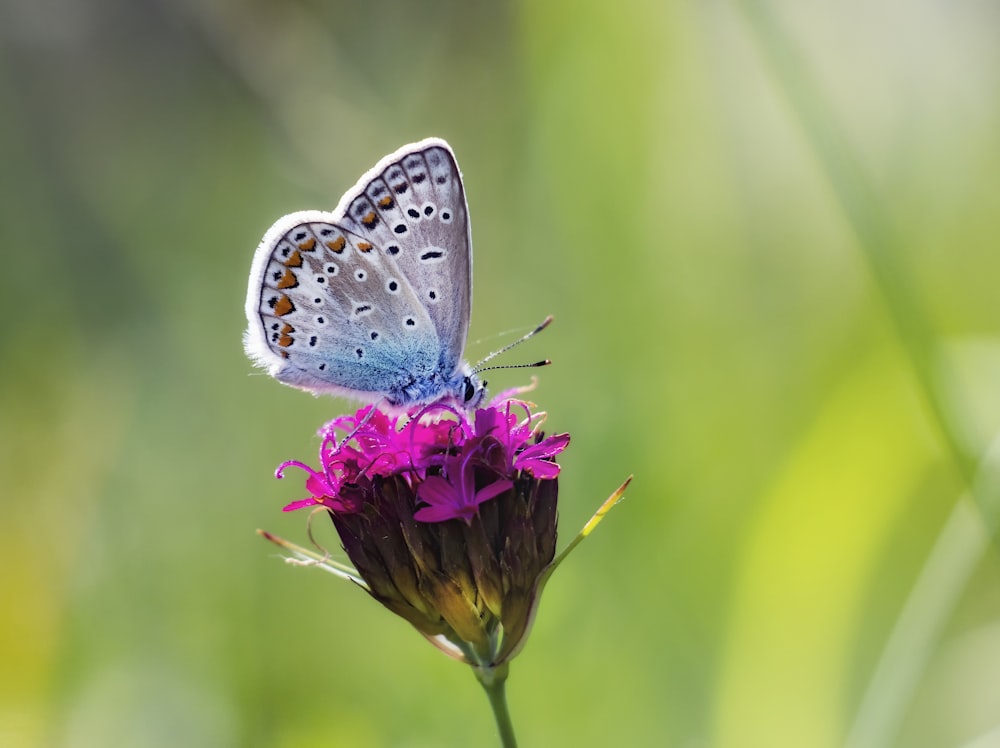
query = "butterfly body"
xmin=245 ymin=139 xmax=485 ymax=409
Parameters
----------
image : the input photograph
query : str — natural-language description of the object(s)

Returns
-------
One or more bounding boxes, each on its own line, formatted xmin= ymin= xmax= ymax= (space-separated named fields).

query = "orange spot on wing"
xmin=326 ymin=236 xmax=346 ymax=253
xmin=298 ymin=237 xmax=316 ymax=251
xmin=362 ymin=211 xmax=378 ymax=228
xmin=277 ymin=269 xmax=298 ymax=289
xmin=378 ymin=196 xmax=394 ymax=208
xmin=284 ymin=249 xmax=303 ymax=268
xmin=274 ymin=295 xmax=295 ymax=316
xmin=356 ymin=241 xmax=373 ymax=253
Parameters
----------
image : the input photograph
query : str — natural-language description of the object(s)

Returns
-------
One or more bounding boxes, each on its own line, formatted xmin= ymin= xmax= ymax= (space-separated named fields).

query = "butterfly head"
xmin=461 ymin=372 xmax=487 ymax=410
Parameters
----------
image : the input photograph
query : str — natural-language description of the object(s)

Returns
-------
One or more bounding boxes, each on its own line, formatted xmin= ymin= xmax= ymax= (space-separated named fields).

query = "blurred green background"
xmin=3 ymin=0 xmax=1000 ymax=746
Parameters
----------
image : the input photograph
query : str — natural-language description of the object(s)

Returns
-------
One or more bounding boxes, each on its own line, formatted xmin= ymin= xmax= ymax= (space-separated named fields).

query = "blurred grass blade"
xmin=735 ymin=0 xmax=975 ymax=486
xmin=844 ymin=495 xmax=985 ymax=747
xmin=846 ymin=434 xmax=1000 ymax=748
xmin=734 ymin=2 xmax=995 ymax=744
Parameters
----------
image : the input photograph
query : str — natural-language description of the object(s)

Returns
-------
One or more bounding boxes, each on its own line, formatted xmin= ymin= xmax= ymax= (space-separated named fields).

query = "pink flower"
xmin=271 ymin=398 xmax=569 ymax=664
xmin=280 ymin=399 xmax=567 ymax=524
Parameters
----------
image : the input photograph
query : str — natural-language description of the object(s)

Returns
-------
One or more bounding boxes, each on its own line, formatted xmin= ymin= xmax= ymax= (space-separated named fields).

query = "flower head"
xmin=276 ymin=398 xmax=569 ymax=666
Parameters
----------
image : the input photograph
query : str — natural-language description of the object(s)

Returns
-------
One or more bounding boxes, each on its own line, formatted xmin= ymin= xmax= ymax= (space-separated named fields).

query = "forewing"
xmin=334 ymin=138 xmax=472 ymax=370
xmin=244 ymin=212 xmax=440 ymax=399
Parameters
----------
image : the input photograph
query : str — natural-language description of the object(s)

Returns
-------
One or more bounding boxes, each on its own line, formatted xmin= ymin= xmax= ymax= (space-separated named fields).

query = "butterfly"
xmin=244 ymin=138 xmax=488 ymax=410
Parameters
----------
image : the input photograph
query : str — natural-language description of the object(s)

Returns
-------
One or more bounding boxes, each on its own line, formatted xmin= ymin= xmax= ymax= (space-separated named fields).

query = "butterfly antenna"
xmin=473 ymin=315 xmax=553 ymax=372
xmin=475 ymin=360 xmax=551 ymax=377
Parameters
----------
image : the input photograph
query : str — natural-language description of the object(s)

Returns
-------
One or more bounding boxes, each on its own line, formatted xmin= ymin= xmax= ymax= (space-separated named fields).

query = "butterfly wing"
xmin=244 ymin=139 xmax=473 ymax=403
xmin=335 ymin=139 xmax=472 ymax=371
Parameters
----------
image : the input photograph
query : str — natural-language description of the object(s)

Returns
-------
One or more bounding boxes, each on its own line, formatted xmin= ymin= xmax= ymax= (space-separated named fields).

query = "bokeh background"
xmin=3 ymin=0 xmax=1000 ymax=746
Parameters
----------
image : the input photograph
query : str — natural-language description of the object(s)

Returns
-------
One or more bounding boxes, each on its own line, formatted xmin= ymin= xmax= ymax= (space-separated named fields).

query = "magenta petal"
xmin=283 ymin=497 xmax=319 ymax=512
xmin=416 ymin=476 xmax=458 ymax=507
xmin=474 ymin=407 xmax=506 ymax=439
xmin=520 ymin=433 xmax=570 ymax=461
xmin=519 ymin=459 xmax=561 ymax=479
xmin=305 ymin=472 xmax=336 ymax=498
xmin=514 ymin=433 xmax=569 ymax=478
xmin=474 ymin=479 xmax=514 ymax=506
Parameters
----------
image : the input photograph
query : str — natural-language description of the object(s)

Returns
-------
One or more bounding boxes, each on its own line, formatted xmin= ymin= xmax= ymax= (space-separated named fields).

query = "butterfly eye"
xmin=463 ymin=377 xmax=477 ymax=403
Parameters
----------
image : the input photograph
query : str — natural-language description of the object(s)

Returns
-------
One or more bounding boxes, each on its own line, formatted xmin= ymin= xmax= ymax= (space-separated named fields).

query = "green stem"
xmin=477 ymin=664 xmax=517 ymax=748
